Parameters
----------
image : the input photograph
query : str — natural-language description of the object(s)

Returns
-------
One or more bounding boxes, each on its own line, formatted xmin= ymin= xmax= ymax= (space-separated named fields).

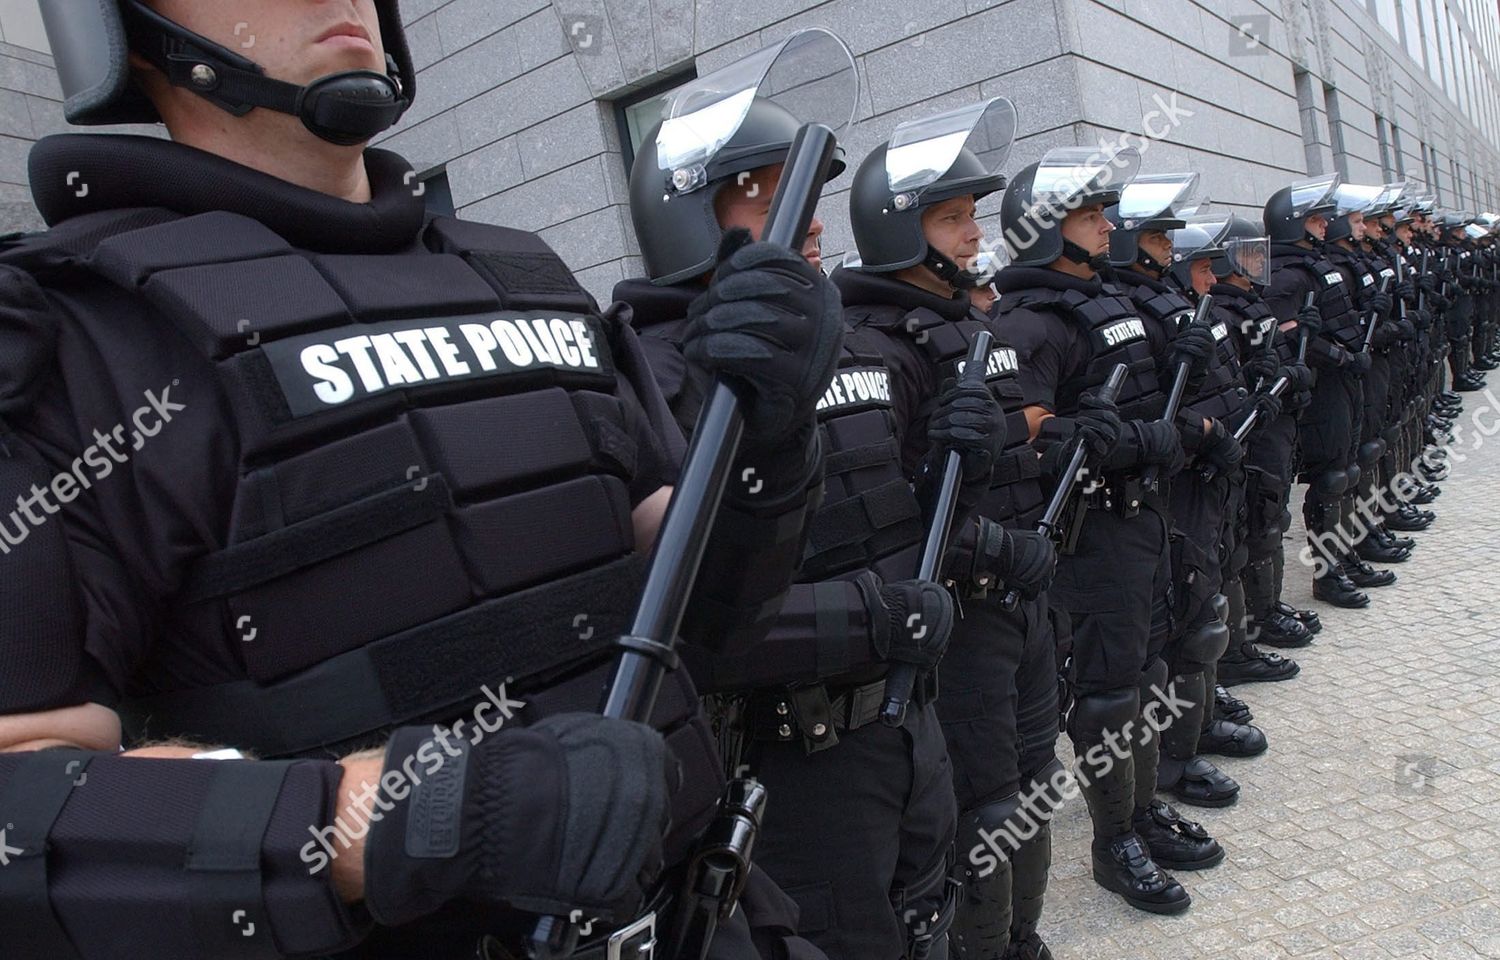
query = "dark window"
xmin=612 ymin=69 xmax=699 ymax=179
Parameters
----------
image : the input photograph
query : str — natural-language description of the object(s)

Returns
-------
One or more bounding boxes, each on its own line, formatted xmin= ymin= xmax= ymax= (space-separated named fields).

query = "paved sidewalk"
xmin=1040 ymin=391 xmax=1500 ymax=960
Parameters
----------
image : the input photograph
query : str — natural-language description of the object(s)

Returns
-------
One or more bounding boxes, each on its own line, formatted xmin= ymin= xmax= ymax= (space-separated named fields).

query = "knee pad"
xmin=1179 ymin=617 xmax=1230 ymax=665
xmin=1210 ymin=592 xmax=1229 ymax=623
xmin=1019 ymin=757 xmax=1068 ymax=821
xmin=1358 ymin=439 xmax=1385 ymax=467
xmin=1315 ymin=469 xmax=1349 ymax=497
xmin=1345 ymin=463 xmax=1361 ymax=488
xmin=1068 ymin=687 xmax=1140 ymax=745
xmin=1137 ymin=656 xmax=1169 ymax=702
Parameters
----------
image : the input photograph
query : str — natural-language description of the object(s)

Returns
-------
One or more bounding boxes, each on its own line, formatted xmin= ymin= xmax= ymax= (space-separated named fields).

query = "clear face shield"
xmin=1028 ymin=145 xmax=1143 ymax=213
xmin=654 ymin=28 xmax=858 ymax=195
xmin=1116 ymin=172 xmax=1205 ymax=227
xmin=1286 ymin=173 xmax=1340 ymax=218
xmin=885 ymin=97 xmax=1017 ymax=204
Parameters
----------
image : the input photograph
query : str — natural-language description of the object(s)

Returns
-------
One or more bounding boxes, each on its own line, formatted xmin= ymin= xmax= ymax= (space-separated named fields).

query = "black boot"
xmin=1457 ymin=372 xmax=1487 ymax=391
xmin=1388 ymin=504 xmax=1436 ymax=530
xmin=1355 ymin=531 xmax=1411 ymax=563
xmin=1165 ymin=755 xmax=1239 ymax=807
xmin=1090 ymin=833 xmax=1191 ymax=914
xmin=1343 ymin=554 xmax=1398 ymax=588
xmin=1373 ymin=526 xmax=1417 ymax=551
xmin=1213 ymin=684 xmax=1253 ymax=724
xmin=1407 ymin=483 xmax=1441 ymax=504
xmin=1271 ymin=550 xmax=1321 ymax=633
xmin=1255 ymin=610 xmax=1314 ymax=648
xmin=1313 ymin=564 xmax=1370 ymax=608
xmin=1132 ymin=800 xmax=1224 ymax=870
xmin=1198 ymin=718 xmax=1268 ymax=758
xmin=1219 ymin=582 xmax=1301 ymax=684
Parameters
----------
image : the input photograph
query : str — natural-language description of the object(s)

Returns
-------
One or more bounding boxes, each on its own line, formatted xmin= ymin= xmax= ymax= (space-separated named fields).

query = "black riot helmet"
xmin=848 ymin=97 xmax=1016 ymax=288
xmin=1106 ymin=172 xmax=1204 ymax=272
xmin=628 ymin=28 xmax=858 ymax=286
xmin=1263 ymin=174 xmax=1339 ymax=242
xmin=40 ymin=0 xmax=415 ymax=146
xmin=1167 ymin=213 xmax=1270 ymax=289
xmin=998 ymin=145 xmax=1142 ymax=268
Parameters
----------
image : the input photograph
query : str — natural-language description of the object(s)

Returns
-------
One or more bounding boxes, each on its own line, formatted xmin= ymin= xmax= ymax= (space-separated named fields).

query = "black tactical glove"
xmin=1418 ymin=273 xmax=1440 ymax=296
xmin=952 ymin=518 xmax=1059 ymax=600
xmin=684 ymin=229 xmax=843 ymax=442
xmin=927 ymin=377 xmax=1005 ymax=486
xmin=1197 ymin=419 xmax=1244 ymax=475
xmin=1341 ymin=347 xmax=1373 ymax=376
xmin=872 ymin=579 xmax=955 ymax=671
xmin=1371 ymin=318 xmax=1401 ymax=349
xmin=1395 ymin=317 xmax=1416 ymax=341
xmin=1112 ymin=417 xmax=1184 ymax=472
xmin=1393 ymin=279 xmax=1415 ymax=303
xmin=1365 ymin=290 xmax=1394 ymax=319
xmin=1036 ymin=390 xmax=1121 ymax=479
xmin=1413 ymin=307 xmax=1434 ymax=331
xmin=1287 ymin=388 xmax=1313 ymax=412
xmin=1170 ymin=324 xmax=1216 ymax=377
xmin=1280 ymin=361 xmax=1314 ymax=392
xmin=1241 ymin=354 xmax=1278 ymax=386
xmin=1251 ymin=390 xmax=1283 ymax=423
xmin=1296 ymin=302 xmax=1324 ymax=338
xmin=365 ymin=714 xmax=676 ymax=928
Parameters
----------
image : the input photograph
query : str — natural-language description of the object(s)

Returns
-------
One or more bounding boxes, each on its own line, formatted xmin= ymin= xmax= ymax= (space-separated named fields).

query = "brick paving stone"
xmin=1037 ymin=392 xmax=1500 ymax=958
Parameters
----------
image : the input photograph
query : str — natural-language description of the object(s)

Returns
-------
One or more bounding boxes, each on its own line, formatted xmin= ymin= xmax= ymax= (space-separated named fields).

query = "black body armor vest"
xmin=1269 ymin=245 xmax=1362 ymax=347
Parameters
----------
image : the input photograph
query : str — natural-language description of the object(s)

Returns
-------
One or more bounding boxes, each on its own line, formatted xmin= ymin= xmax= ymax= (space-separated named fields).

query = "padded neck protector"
xmin=993 ymin=264 xmax=1103 ymax=298
xmin=28 ymin=134 xmax=425 ymax=254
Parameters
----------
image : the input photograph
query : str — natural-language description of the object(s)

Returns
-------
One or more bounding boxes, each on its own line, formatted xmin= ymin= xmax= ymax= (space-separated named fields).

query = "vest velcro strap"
xmin=823 ymin=438 xmax=901 ymax=476
xmin=124 ymin=555 xmax=642 ymax=757
xmin=991 ymin=448 xmax=1043 ymax=485
xmin=179 ymin=476 xmax=452 ymax=603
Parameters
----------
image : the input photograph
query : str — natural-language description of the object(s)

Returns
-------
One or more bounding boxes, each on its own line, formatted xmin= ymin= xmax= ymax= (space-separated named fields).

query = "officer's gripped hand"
xmin=1341 ymin=347 xmax=1373 ymax=376
xmin=684 ymin=228 xmax=843 ymax=445
xmin=1413 ymin=307 xmax=1434 ymax=330
xmin=1295 ymin=303 xmax=1324 ymax=337
xmin=1365 ymin=291 xmax=1394 ymax=319
xmin=991 ymin=527 xmax=1057 ymax=601
xmin=1137 ymin=418 xmax=1185 ymax=471
xmin=1251 ymin=390 xmax=1283 ymax=423
xmin=1240 ymin=354 xmax=1278 ymax=386
xmin=364 ymin=714 xmax=676 ymax=929
xmin=1170 ymin=325 xmax=1216 ymax=376
xmin=1418 ymin=273 xmax=1440 ymax=295
xmin=1280 ymin=360 xmax=1315 ymax=393
xmin=1393 ymin=279 xmax=1416 ymax=303
xmin=1074 ymin=390 xmax=1123 ymax=460
xmin=1199 ymin=419 xmax=1245 ymax=474
xmin=928 ymin=377 xmax=1005 ymax=485
xmin=1395 ymin=318 xmax=1417 ymax=341
xmin=872 ymin=578 xmax=955 ymax=671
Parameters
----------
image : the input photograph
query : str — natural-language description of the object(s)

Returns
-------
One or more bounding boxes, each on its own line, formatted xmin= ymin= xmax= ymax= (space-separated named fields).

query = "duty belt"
xmin=1081 ymin=475 xmax=1145 ymax=518
xmin=741 ymin=675 xmax=934 ymax=752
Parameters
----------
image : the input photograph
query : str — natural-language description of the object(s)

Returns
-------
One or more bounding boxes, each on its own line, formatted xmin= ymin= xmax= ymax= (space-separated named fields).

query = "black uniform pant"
xmin=750 ymin=702 xmax=957 ymax=960
xmin=1051 ymin=498 xmax=1173 ymax=696
xmin=936 ymin=593 xmax=1060 ymax=812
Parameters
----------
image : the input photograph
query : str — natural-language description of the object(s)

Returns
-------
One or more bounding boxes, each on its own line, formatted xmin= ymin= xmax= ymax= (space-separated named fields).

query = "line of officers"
xmin=612 ymin=97 xmax=1498 ymax=960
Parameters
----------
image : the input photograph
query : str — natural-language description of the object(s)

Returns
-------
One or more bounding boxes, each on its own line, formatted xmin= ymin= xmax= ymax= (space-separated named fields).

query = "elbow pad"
xmin=0 ymin=749 xmax=364 ymax=960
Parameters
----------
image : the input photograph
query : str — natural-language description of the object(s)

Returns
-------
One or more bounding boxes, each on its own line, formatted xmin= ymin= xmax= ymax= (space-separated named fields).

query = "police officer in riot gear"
xmin=1263 ymin=175 xmax=1376 ymax=609
xmin=837 ymin=99 xmax=1067 ymax=960
xmin=994 ymin=148 xmax=1223 ymax=916
xmin=1101 ymin=179 xmax=1256 ymax=808
xmin=1197 ymin=215 xmax=1320 ymax=659
xmin=1321 ymin=185 xmax=1406 ymax=586
xmin=619 ymin=76 xmax=973 ymax=960
xmin=0 ymin=7 xmax=844 ymax=959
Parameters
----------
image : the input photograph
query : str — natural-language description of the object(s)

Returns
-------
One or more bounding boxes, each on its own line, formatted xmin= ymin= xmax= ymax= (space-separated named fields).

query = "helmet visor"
xmin=1286 ymin=174 xmax=1340 ymax=217
xmin=655 ymin=28 xmax=858 ymax=184
xmin=1226 ymin=235 xmax=1271 ymax=285
xmin=1029 ymin=145 xmax=1142 ymax=211
xmin=1331 ymin=183 xmax=1383 ymax=217
xmin=886 ymin=97 xmax=1017 ymax=196
xmin=1116 ymin=172 xmax=1204 ymax=225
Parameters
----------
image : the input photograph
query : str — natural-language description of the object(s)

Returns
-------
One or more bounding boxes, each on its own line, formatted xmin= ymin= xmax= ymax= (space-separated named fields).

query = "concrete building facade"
xmin=2 ymin=0 xmax=1498 ymax=304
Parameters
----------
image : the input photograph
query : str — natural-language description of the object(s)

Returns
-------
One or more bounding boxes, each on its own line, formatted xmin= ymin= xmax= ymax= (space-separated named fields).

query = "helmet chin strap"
xmin=122 ymin=0 xmax=410 ymax=147
xmin=1060 ymin=238 xmax=1109 ymax=271
xmin=923 ymin=246 xmax=985 ymax=290
xmin=1134 ymin=249 xmax=1167 ymax=277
